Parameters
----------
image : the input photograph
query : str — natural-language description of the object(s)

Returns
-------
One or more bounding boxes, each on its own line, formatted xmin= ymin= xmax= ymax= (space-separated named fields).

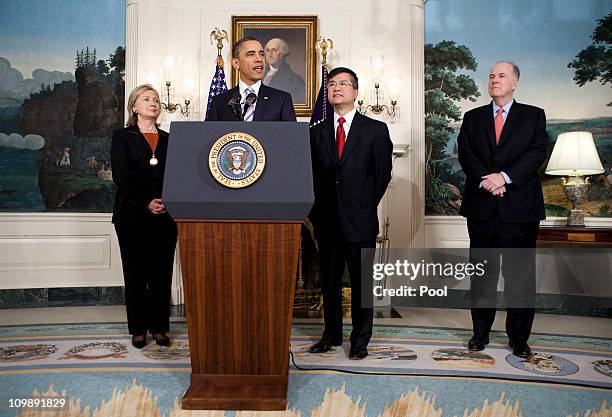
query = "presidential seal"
xmin=209 ymin=132 xmax=266 ymax=188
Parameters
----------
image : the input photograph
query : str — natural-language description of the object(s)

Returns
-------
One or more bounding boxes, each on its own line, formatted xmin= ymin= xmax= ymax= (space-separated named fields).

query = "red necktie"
xmin=336 ymin=116 xmax=346 ymax=158
xmin=494 ymin=108 xmax=504 ymax=144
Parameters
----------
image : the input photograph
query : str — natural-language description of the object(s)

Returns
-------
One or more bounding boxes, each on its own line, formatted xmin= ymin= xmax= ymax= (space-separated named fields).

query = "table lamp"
xmin=545 ymin=131 xmax=604 ymax=226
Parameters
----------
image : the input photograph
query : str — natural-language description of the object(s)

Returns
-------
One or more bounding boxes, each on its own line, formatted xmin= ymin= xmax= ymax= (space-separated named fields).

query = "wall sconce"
xmin=357 ymin=55 xmax=398 ymax=118
xmin=357 ymin=83 xmax=397 ymax=117
xmin=545 ymin=131 xmax=604 ymax=226
xmin=161 ymin=80 xmax=191 ymax=118
xmin=160 ymin=55 xmax=191 ymax=118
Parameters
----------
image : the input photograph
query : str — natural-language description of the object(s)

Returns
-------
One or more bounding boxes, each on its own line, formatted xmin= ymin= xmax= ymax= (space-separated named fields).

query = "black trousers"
xmin=114 ymin=215 xmax=177 ymax=335
xmin=467 ymin=214 xmax=539 ymax=346
xmin=319 ymin=235 xmax=376 ymax=348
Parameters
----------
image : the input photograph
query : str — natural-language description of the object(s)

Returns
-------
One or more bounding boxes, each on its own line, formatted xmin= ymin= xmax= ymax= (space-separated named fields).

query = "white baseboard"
xmin=0 ymin=213 xmax=123 ymax=289
xmin=424 ymin=215 xmax=612 ymax=248
xmin=2 ymin=213 xmax=609 ymax=305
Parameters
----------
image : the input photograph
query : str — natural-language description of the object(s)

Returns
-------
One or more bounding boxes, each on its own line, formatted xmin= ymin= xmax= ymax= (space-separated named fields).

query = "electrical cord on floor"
xmin=290 ymin=348 xmax=382 ymax=376
xmin=288 ymin=348 xmax=602 ymax=389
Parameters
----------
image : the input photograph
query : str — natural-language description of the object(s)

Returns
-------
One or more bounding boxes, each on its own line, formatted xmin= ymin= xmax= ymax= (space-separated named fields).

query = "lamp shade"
xmin=545 ymin=131 xmax=604 ymax=176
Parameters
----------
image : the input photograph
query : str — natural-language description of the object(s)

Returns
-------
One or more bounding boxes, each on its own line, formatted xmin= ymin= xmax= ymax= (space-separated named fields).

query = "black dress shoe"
xmin=349 ymin=345 xmax=368 ymax=360
xmin=512 ymin=343 xmax=532 ymax=359
xmin=467 ymin=336 xmax=489 ymax=352
xmin=131 ymin=334 xmax=147 ymax=349
xmin=309 ymin=338 xmax=341 ymax=353
xmin=152 ymin=333 xmax=171 ymax=346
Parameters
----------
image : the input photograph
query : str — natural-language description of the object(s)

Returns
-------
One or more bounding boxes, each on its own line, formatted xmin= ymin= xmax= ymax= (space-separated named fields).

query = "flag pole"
xmin=204 ymin=28 xmax=230 ymax=120
xmin=309 ymin=37 xmax=334 ymax=127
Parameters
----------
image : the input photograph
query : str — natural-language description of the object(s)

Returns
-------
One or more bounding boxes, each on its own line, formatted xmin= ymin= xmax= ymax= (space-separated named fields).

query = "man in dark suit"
xmin=308 ymin=67 xmax=393 ymax=359
xmin=457 ymin=61 xmax=548 ymax=358
xmin=206 ymin=36 xmax=296 ymax=122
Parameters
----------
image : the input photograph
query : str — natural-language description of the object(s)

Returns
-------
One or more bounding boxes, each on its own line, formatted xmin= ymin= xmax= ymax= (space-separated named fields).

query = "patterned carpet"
xmin=0 ymin=320 xmax=611 ymax=417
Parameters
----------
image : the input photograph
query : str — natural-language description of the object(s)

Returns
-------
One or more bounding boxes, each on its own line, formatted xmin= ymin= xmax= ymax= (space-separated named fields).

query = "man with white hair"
xmin=263 ymin=37 xmax=306 ymax=103
xmin=457 ymin=61 xmax=548 ymax=359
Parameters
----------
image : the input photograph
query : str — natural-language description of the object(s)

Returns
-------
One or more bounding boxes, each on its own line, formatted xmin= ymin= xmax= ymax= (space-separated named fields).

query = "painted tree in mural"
xmin=108 ymin=47 xmax=125 ymax=77
xmin=108 ymin=46 xmax=126 ymax=123
xmin=425 ymin=40 xmax=479 ymax=214
xmin=74 ymin=46 xmax=125 ymax=81
xmin=18 ymin=45 xmax=127 ymax=213
xmin=75 ymin=47 xmax=98 ymax=68
xmin=568 ymin=12 xmax=612 ymax=106
xmin=566 ymin=12 xmax=612 ymax=215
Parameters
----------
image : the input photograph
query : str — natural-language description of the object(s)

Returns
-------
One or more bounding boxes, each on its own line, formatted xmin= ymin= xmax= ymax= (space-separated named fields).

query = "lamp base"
xmin=562 ymin=176 xmax=589 ymax=228
xmin=567 ymin=209 xmax=586 ymax=227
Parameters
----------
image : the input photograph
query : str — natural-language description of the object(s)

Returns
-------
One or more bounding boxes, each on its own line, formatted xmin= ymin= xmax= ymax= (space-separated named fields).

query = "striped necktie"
xmin=243 ymin=87 xmax=256 ymax=122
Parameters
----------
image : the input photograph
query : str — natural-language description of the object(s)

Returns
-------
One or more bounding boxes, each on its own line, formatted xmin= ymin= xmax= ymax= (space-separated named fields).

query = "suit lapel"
xmin=338 ymin=112 xmax=364 ymax=169
xmin=480 ymin=104 xmax=496 ymax=150
xmin=128 ymin=125 xmax=152 ymax=154
xmin=253 ymin=85 xmax=270 ymax=121
xmin=157 ymin=131 xmax=169 ymax=161
xmin=497 ymin=100 xmax=519 ymax=147
xmin=321 ymin=118 xmax=338 ymax=165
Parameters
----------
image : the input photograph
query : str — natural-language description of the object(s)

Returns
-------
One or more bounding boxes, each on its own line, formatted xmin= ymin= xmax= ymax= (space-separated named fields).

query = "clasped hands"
xmin=481 ymin=173 xmax=506 ymax=197
xmin=147 ymin=198 xmax=167 ymax=214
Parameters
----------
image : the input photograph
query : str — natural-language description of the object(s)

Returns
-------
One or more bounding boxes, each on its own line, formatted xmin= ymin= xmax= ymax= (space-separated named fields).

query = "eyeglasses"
xmin=327 ymin=80 xmax=354 ymax=88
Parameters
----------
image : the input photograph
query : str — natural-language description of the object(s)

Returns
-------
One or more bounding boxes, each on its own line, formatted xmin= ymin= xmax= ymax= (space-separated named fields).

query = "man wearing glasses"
xmin=308 ymin=67 xmax=393 ymax=359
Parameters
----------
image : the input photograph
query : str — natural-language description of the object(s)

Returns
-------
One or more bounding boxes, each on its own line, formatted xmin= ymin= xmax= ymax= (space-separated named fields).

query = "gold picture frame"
xmin=231 ymin=15 xmax=317 ymax=117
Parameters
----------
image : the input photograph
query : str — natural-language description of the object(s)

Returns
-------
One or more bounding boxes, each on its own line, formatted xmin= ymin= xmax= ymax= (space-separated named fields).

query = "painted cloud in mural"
xmin=0 ymin=133 xmax=45 ymax=150
xmin=0 ymin=57 xmax=74 ymax=103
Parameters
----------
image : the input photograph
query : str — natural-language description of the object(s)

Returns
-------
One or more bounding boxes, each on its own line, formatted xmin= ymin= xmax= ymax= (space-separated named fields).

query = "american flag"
xmin=309 ymin=63 xmax=333 ymax=128
xmin=205 ymin=56 xmax=228 ymax=119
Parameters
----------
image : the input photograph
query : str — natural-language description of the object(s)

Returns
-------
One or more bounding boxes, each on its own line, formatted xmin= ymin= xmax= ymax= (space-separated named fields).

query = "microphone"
xmin=228 ymin=92 xmax=242 ymax=120
xmin=242 ymin=93 xmax=257 ymax=117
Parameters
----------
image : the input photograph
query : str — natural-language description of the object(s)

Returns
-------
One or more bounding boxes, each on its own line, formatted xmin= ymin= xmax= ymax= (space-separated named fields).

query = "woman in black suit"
xmin=111 ymin=84 xmax=177 ymax=348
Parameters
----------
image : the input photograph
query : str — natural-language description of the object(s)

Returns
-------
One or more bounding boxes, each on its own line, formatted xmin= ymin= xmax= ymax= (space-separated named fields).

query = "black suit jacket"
xmin=457 ymin=101 xmax=548 ymax=223
xmin=111 ymin=125 xmax=173 ymax=224
xmin=206 ymin=84 xmax=296 ymax=121
xmin=309 ymin=112 xmax=393 ymax=242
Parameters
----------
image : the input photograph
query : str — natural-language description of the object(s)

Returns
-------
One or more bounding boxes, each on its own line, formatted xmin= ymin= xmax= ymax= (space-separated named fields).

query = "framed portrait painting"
xmin=232 ymin=16 xmax=317 ymax=117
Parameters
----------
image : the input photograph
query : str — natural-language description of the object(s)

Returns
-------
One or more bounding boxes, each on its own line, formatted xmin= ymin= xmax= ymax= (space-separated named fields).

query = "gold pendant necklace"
xmin=141 ymin=126 xmax=159 ymax=166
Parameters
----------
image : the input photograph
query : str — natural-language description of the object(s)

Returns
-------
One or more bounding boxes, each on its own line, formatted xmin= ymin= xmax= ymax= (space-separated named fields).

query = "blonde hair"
xmin=126 ymin=84 xmax=161 ymax=127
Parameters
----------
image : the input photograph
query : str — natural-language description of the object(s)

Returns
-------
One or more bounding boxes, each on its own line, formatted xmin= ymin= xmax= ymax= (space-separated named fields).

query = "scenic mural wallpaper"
xmin=424 ymin=0 xmax=612 ymax=217
xmin=0 ymin=0 xmax=125 ymax=212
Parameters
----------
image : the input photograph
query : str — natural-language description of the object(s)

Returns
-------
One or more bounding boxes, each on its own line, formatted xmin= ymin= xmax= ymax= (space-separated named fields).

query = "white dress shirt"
xmin=239 ymin=80 xmax=261 ymax=116
xmin=333 ymin=108 xmax=357 ymax=142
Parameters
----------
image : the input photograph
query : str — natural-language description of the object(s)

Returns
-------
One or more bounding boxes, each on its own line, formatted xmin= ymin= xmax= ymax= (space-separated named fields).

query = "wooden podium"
xmin=163 ymin=122 xmax=313 ymax=411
